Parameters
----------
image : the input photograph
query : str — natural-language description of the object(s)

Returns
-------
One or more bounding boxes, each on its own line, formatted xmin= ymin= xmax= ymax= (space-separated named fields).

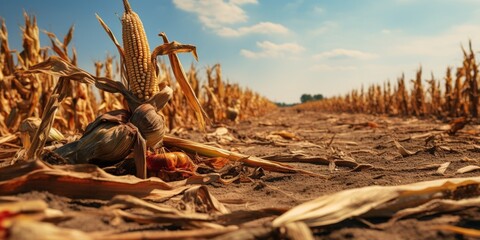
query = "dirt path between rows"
xmin=6 ymin=107 xmax=480 ymax=239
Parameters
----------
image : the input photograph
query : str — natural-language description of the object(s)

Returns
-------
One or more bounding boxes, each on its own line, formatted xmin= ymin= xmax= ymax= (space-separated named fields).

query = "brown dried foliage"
xmin=0 ymin=13 xmax=275 ymax=137
xmin=297 ymin=41 xmax=480 ymax=120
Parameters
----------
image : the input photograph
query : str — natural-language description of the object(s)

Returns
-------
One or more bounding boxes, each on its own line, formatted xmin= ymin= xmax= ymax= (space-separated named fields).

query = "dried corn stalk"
xmin=295 ymin=42 xmax=480 ymax=122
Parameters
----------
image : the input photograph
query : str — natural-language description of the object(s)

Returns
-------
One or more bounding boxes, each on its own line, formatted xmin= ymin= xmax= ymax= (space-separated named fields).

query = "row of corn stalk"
xmin=0 ymin=13 xmax=276 ymax=135
xmin=0 ymin=13 xmax=98 ymax=136
xmin=297 ymin=42 xmax=479 ymax=119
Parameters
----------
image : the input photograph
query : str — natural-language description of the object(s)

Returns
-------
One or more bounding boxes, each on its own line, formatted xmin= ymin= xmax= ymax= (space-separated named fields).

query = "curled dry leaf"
xmin=158 ymin=32 xmax=209 ymax=130
xmin=22 ymin=56 xmax=95 ymax=84
xmin=436 ymin=161 xmax=451 ymax=175
xmin=393 ymin=139 xmax=419 ymax=157
xmin=0 ymin=134 xmax=17 ymax=145
xmin=0 ymin=159 xmax=198 ymax=201
xmin=273 ymin=177 xmax=480 ymax=228
xmin=455 ymin=165 xmax=480 ymax=174
xmin=270 ymin=130 xmax=300 ymax=140
xmin=181 ymin=185 xmax=230 ymax=215
xmin=388 ymin=197 xmax=480 ymax=224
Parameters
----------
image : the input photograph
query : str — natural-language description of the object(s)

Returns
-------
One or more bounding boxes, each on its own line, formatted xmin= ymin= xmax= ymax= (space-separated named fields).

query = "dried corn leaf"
xmin=22 ymin=56 xmax=95 ymax=84
xmin=43 ymin=30 xmax=70 ymax=61
xmin=271 ymin=130 xmax=299 ymax=140
xmin=110 ymin=208 xmax=211 ymax=225
xmin=389 ymin=197 xmax=480 ymax=224
xmin=456 ymin=165 xmax=480 ymax=174
xmin=282 ymin=222 xmax=314 ymax=240
xmin=158 ymin=33 xmax=209 ymax=130
xmin=91 ymin=226 xmax=238 ymax=240
xmin=108 ymin=195 xmax=185 ymax=215
xmin=393 ymin=139 xmax=419 ymax=157
xmin=0 ymin=134 xmax=17 ymax=145
xmin=0 ymin=159 xmax=194 ymax=200
xmin=95 ymin=14 xmax=124 ymax=63
xmin=182 ymin=185 xmax=230 ymax=215
xmin=273 ymin=177 xmax=480 ymax=227
xmin=106 ymin=193 xmax=224 ymax=228
xmin=9 ymin=220 xmax=92 ymax=240
xmin=436 ymin=161 xmax=451 ymax=175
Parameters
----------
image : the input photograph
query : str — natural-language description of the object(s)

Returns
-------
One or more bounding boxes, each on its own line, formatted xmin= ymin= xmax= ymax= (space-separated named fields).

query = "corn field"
xmin=297 ymin=42 xmax=480 ymax=120
xmin=0 ymin=13 xmax=275 ymax=137
xmin=2 ymin=2 xmax=480 ymax=239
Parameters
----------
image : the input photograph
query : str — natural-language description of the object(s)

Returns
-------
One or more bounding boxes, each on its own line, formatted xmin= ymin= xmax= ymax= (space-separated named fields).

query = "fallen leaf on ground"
xmin=455 ymin=165 xmax=480 ymax=174
xmin=393 ymin=139 xmax=420 ymax=157
xmin=436 ymin=162 xmax=451 ymax=175
xmin=270 ymin=130 xmax=300 ymax=140
xmin=272 ymin=177 xmax=480 ymax=228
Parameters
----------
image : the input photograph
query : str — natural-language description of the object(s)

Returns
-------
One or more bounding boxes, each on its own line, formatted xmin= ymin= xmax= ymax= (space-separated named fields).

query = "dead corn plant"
xmin=296 ymin=42 xmax=480 ymax=122
xmin=15 ymin=0 xmax=207 ymax=179
xmin=0 ymin=0 xmax=283 ymax=182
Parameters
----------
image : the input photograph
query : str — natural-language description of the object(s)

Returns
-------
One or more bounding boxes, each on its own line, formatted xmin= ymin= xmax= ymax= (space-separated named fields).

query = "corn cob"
xmin=122 ymin=0 xmax=158 ymax=100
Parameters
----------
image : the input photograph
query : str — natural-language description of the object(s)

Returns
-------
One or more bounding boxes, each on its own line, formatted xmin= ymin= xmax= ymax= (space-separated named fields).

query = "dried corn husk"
xmin=54 ymin=110 xmax=136 ymax=165
xmin=130 ymin=104 xmax=166 ymax=148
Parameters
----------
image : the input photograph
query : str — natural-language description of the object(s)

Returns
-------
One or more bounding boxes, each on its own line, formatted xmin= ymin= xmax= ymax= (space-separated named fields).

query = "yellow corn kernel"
xmin=122 ymin=0 xmax=158 ymax=100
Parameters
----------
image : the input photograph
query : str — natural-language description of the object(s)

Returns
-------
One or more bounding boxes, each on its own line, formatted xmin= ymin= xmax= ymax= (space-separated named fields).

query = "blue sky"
xmin=2 ymin=0 xmax=480 ymax=103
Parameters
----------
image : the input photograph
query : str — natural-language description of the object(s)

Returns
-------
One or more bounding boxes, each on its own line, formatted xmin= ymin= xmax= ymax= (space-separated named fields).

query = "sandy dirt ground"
xmin=4 ymin=107 xmax=480 ymax=239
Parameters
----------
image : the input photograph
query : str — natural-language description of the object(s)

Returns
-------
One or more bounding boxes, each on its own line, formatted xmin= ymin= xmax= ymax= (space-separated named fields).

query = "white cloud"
xmin=173 ymin=0 xmax=288 ymax=37
xmin=216 ymin=22 xmax=288 ymax=37
xmin=313 ymin=48 xmax=378 ymax=60
xmin=173 ymin=0 xmax=256 ymax=28
xmin=240 ymin=41 xmax=305 ymax=59
xmin=229 ymin=0 xmax=257 ymax=4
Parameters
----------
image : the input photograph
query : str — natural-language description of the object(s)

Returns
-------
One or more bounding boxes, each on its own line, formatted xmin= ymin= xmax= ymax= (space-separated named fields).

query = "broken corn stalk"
xmin=163 ymin=135 xmax=325 ymax=177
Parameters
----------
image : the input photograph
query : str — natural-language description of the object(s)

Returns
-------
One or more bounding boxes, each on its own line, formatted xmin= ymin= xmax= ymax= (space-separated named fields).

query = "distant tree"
xmin=300 ymin=94 xmax=313 ymax=103
xmin=301 ymin=93 xmax=323 ymax=103
xmin=313 ymin=94 xmax=323 ymax=101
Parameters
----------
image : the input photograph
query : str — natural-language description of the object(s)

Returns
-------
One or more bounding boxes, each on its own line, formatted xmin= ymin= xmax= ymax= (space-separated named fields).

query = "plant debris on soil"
xmin=2 ymin=108 xmax=480 ymax=239
xmin=1 ymin=1 xmax=480 ymax=239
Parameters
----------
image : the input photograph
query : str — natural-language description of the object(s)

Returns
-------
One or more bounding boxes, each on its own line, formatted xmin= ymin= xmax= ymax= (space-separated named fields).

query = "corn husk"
xmin=54 ymin=110 xmax=137 ymax=165
xmin=130 ymin=104 xmax=166 ymax=148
